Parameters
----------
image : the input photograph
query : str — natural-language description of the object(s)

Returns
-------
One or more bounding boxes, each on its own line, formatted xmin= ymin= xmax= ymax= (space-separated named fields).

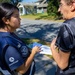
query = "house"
xmin=36 ymin=0 xmax=48 ymax=13
xmin=18 ymin=0 xmax=48 ymax=15
xmin=18 ymin=2 xmax=37 ymax=15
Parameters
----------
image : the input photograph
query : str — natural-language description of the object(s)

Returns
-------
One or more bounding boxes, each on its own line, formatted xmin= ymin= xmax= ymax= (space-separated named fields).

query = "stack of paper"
xmin=40 ymin=45 xmax=52 ymax=55
xmin=28 ymin=42 xmax=52 ymax=55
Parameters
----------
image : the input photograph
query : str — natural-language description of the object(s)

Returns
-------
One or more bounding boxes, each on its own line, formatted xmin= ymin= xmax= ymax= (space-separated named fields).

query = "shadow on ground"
xmin=16 ymin=23 xmax=60 ymax=42
xmin=34 ymin=54 xmax=56 ymax=75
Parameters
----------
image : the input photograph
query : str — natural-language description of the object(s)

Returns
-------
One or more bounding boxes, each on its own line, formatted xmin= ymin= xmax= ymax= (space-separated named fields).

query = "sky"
xmin=22 ymin=0 xmax=38 ymax=2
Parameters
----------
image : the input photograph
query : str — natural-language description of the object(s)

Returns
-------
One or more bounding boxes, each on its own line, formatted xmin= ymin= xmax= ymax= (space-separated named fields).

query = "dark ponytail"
xmin=0 ymin=2 xmax=19 ymax=28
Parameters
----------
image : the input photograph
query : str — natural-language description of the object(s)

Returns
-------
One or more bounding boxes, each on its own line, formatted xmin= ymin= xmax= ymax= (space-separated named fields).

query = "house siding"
xmin=18 ymin=0 xmax=48 ymax=15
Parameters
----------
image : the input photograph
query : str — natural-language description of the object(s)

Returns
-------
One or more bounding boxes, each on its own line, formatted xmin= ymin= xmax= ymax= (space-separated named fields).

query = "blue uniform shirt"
xmin=0 ymin=32 xmax=30 ymax=72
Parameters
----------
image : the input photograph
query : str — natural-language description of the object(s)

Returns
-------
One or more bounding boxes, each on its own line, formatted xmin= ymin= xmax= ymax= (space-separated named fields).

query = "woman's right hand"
xmin=50 ymin=38 xmax=57 ymax=50
xmin=31 ymin=46 xmax=41 ymax=55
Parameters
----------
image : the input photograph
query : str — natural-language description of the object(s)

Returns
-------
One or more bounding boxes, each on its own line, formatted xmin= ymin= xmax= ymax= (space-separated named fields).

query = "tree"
xmin=0 ymin=0 xmax=23 ymax=6
xmin=11 ymin=0 xmax=23 ymax=6
xmin=0 ymin=0 xmax=10 ymax=3
xmin=47 ymin=0 xmax=60 ymax=18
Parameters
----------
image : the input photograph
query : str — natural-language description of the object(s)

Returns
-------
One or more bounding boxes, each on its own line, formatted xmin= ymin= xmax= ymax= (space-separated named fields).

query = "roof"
xmin=18 ymin=0 xmax=48 ymax=8
xmin=37 ymin=4 xmax=48 ymax=8
xmin=36 ymin=0 xmax=48 ymax=8
xmin=18 ymin=2 xmax=37 ymax=6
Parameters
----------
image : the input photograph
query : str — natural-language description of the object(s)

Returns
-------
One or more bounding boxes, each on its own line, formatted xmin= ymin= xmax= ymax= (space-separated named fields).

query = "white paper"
xmin=40 ymin=45 xmax=52 ymax=55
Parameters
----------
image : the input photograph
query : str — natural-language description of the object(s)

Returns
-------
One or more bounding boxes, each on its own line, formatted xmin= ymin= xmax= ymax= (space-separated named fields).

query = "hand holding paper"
xmin=40 ymin=45 xmax=52 ymax=55
xmin=28 ymin=42 xmax=52 ymax=55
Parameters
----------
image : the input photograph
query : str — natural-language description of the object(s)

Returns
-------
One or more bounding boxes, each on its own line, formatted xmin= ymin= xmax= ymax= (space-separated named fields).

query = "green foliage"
xmin=0 ymin=0 xmax=23 ymax=6
xmin=22 ymin=38 xmax=50 ymax=46
xmin=0 ymin=0 xmax=10 ymax=3
xmin=47 ymin=0 xmax=59 ymax=18
xmin=11 ymin=0 xmax=23 ymax=6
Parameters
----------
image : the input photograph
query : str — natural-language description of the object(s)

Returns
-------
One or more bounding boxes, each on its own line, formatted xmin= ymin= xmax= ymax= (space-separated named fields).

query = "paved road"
xmin=16 ymin=19 xmax=62 ymax=75
xmin=16 ymin=19 xmax=62 ymax=42
xmin=34 ymin=54 xmax=56 ymax=75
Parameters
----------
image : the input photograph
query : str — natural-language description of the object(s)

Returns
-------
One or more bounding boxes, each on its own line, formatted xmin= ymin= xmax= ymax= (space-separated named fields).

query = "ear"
xmin=71 ymin=2 xmax=75 ymax=11
xmin=2 ymin=17 xmax=9 ymax=24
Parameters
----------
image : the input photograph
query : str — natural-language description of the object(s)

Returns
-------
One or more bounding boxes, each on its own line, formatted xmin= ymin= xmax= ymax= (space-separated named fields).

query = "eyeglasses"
xmin=59 ymin=3 xmax=63 ymax=7
xmin=59 ymin=3 xmax=66 ymax=7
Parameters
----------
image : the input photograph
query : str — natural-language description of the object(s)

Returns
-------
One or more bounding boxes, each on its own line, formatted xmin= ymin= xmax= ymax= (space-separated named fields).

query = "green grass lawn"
xmin=21 ymin=13 xmax=64 ymax=22
xmin=22 ymin=38 xmax=50 ymax=46
xmin=21 ymin=13 xmax=48 ymax=20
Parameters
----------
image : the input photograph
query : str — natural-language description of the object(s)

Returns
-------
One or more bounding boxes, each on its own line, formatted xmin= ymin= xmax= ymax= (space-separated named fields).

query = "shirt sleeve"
xmin=5 ymin=46 xmax=24 ymax=71
xmin=55 ymin=23 xmax=74 ymax=52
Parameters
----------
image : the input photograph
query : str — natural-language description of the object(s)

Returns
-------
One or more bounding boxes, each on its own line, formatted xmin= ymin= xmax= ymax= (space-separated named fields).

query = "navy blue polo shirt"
xmin=5 ymin=46 xmax=24 ymax=71
xmin=0 ymin=32 xmax=30 ymax=72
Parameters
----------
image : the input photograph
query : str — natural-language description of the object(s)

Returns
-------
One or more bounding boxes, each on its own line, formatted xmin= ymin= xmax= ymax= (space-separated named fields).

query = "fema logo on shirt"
xmin=21 ymin=46 xmax=29 ymax=57
xmin=9 ymin=57 xmax=15 ymax=62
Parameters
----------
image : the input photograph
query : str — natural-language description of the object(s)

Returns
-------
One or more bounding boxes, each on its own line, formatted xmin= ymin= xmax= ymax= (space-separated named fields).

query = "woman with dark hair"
xmin=0 ymin=2 xmax=41 ymax=75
